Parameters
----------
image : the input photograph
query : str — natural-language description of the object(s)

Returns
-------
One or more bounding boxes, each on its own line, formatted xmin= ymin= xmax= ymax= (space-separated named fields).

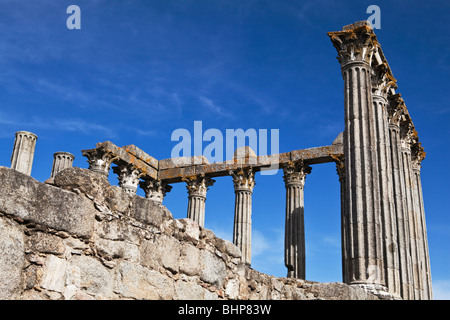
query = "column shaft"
xmin=334 ymin=155 xmax=349 ymax=284
xmin=10 ymin=131 xmax=38 ymax=176
xmin=388 ymin=122 xmax=413 ymax=299
xmin=373 ymin=93 xmax=400 ymax=298
xmin=50 ymin=152 xmax=75 ymax=178
xmin=184 ymin=176 xmax=214 ymax=227
xmin=343 ymin=64 xmax=386 ymax=291
xmin=411 ymin=163 xmax=432 ymax=299
xmin=233 ymin=190 xmax=252 ymax=265
xmin=283 ymin=162 xmax=311 ymax=279
xmin=231 ymin=168 xmax=255 ymax=266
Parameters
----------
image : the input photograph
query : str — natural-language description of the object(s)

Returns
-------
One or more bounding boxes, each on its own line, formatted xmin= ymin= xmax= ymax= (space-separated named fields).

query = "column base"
xmin=351 ymin=283 xmax=399 ymax=300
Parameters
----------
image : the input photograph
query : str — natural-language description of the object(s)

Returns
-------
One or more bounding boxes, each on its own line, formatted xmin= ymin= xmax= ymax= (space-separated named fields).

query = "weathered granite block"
xmin=0 ymin=216 xmax=25 ymax=299
xmin=0 ymin=167 xmax=95 ymax=238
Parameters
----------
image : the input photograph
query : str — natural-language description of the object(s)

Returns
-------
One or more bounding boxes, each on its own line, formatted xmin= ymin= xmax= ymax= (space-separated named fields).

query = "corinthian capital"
xmin=183 ymin=175 xmax=215 ymax=198
xmin=82 ymin=148 xmax=117 ymax=176
xmin=411 ymin=141 xmax=426 ymax=169
xmin=230 ymin=168 xmax=255 ymax=192
xmin=328 ymin=21 xmax=379 ymax=67
xmin=371 ymin=62 xmax=397 ymax=98
xmin=282 ymin=161 xmax=312 ymax=187
xmin=387 ymin=93 xmax=407 ymax=126
xmin=140 ymin=179 xmax=172 ymax=202
xmin=112 ymin=162 xmax=142 ymax=195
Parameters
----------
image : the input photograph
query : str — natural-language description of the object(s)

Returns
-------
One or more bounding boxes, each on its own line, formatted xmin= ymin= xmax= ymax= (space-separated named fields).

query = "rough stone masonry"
xmin=0 ymin=166 xmax=378 ymax=300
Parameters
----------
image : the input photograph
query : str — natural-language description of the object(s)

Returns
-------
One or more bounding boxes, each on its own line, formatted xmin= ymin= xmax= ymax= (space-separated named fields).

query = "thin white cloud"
xmin=252 ymin=229 xmax=271 ymax=257
xmin=323 ymin=236 xmax=341 ymax=248
xmin=199 ymin=96 xmax=232 ymax=118
xmin=0 ymin=111 xmax=116 ymax=138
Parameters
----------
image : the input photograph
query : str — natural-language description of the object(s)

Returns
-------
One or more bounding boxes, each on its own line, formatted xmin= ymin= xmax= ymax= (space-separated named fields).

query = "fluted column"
xmin=333 ymin=155 xmax=349 ymax=284
xmin=328 ymin=21 xmax=387 ymax=294
xmin=50 ymin=152 xmax=75 ymax=178
xmin=372 ymin=63 xmax=401 ymax=298
xmin=184 ymin=175 xmax=215 ymax=227
xmin=282 ymin=161 xmax=311 ymax=279
xmin=230 ymin=168 xmax=255 ymax=266
xmin=140 ymin=179 xmax=172 ymax=203
xmin=410 ymin=142 xmax=432 ymax=300
xmin=399 ymin=119 xmax=423 ymax=300
xmin=10 ymin=131 xmax=38 ymax=176
xmin=387 ymin=94 xmax=413 ymax=299
xmin=112 ymin=162 xmax=142 ymax=195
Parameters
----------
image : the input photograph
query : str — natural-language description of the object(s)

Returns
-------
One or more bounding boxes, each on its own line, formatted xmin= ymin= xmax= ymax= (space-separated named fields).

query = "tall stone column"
xmin=410 ymin=142 xmax=433 ymax=300
xmin=328 ymin=21 xmax=388 ymax=295
xmin=112 ymin=162 xmax=142 ymax=195
xmin=282 ymin=161 xmax=311 ymax=279
xmin=372 ymin=63 xmax=401 ymax=298
xmin=10 ymin=131 xmax=38 ymax=176
xmin=399 ymin=119 xmax=422 ymax=299
xmin=184 ymin=175 xmax=215 ymax=227
xmin=50 ymin=152 xmax=75 ymax=178
xmin=140 ymin=179 xmax=172 ymax=203
xmin=387 ymin=94 xmax=413 ymax=299
xmin=230 ymin=168 xmax=255 ymax=266
xmin=333 ymin=155 xmax=349 ymax=284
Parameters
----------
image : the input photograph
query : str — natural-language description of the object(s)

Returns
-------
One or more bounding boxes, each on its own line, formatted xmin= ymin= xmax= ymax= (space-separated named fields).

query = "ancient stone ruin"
xmin=0 ymin=21 xmax=432 ymax=300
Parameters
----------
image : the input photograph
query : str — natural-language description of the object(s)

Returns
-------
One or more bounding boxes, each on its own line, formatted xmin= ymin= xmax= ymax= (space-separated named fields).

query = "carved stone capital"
xmin=82 ymin=148 xmax=117 ymax=176
xmin=112 ymin=162 xmax=142 ymax=195
xmin=371 ymin=63 xmax=397 ymax=98
xmin=230 ymin=168 xmax=255 ymax=193
xmin=400 ymin=118 xmax=415 ymax=150
xmin=140 ymin=179 xmax=172 ymax=202
xmin=387 ymin=93 xmax=407 ymax=126
xmin=328 ymin=21 xmax=379 ymax=67
xmin=411 ymin=142 xmax=426 ymax=170
xmin=282 ymin=161 xmax=312 ymax=187
xmin=331 ymin=154 xmax=345 ymax=182
xmin=183 ymin=175 xmax=215 ymax=198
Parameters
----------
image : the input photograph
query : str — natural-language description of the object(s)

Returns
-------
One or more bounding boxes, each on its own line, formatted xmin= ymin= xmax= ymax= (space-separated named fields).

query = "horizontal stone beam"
xmin=82 ymin=141 xmax=343 ymax=184
xmin=82 ymin=141 xmax=158 ymax=180
xmin=158 ymin=144 xmax=343 ymax=183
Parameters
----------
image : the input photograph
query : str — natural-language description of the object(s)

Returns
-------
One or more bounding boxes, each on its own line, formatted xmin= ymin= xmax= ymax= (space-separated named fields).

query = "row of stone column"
xmin=9 ymin=131 xmax=312 ymax=279
xmin=83 ymin=152 xmax=312 ymax=273
xmin=329 ymin=21 xmax=432 ymax=299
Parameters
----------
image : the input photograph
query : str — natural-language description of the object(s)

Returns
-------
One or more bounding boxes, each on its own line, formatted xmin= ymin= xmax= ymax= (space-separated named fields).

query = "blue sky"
xmin=0 ymin=0 xmax=449 ymax=299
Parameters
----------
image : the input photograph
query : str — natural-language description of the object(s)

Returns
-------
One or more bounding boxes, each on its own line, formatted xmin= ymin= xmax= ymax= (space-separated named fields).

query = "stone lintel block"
xmin=122 ymin=144 xmax=159 ymax=170
xmin=157 ymin=166 xmax=196 ymax=183
xmin=332 ymin=132 xmax=344 ymax=145
xmin=290 ymin=145 xmax=343 ymax=164
xmin=233 ymin=146 xmax=257 ymax=159
xmin=256 ymin=152 xmax=290 ymax=168
xmin=89 ymin=141 xmax=158 ymax=180
xmin=158 ymin=146 xmax=343 ymax=183
xmin=158 ymin=155 xmax=210 ymax=170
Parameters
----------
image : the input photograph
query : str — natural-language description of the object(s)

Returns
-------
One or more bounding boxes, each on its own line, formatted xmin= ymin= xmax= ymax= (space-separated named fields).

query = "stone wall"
xmin=0 ymin=166 xmax=378 ymax=300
